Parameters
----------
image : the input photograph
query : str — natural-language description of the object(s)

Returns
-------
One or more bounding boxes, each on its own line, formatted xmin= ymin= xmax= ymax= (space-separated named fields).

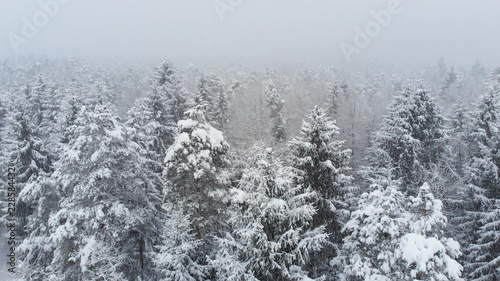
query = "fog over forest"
xmin=1 ymin=1 xmax=499 ymax=281
xmin=2 ymin=1 xmax=500 ymax=68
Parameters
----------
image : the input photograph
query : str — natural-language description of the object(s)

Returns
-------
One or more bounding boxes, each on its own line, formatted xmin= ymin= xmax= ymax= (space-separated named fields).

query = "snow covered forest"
xmin=0 ymin=56 xmax=498 ymax=281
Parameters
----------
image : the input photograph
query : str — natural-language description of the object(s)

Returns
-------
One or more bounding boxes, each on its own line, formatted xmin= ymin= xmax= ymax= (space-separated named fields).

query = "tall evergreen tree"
xmin=442 ymin=67 xmax=458 ymax=93
xmin=326 ymin=82 xmax=339 ymax=116
xmin=399 ymin=183 xmax=463 ymax=281
xmin=128 ymin=86 xmax=177 ymax=163
xmin=338 ymin=180 xmax=410 ymax=280
xmin=19 ymin=177 xmax=60 ymax=280
xmin=127 ymin=60 xmax=190 ymax=201
xmin=22 ymin=76 xmax=61 ymax=161
xmin=163 ymin=105 xmax=230 ymax=269
xmin=153 ymin=204 xmax=207 ymax=281
xmin=265 ymin=79 xmax=286 ymax=144
xmin=338 ymin=182 xmax=463 ymax=281
xmin=441 ymin=101 xmax=473 ymax=249
xmin=128 ymin=60 xmax=189 ymax=161
xmin=158 ymin=60 xmax=190 ymax=124
xmin=289 ymin=106 xmax=353 ymax=278
xmin=213 ymin=146 xmax=327 ymax=281
xmin=44 ymin=104 xmax=163 ymax=280
xmin=471 ymin=61 xmax=486 ymax=79
xmin=193 ymin=73 xmax=226 ymax=127
xmin=58 ymin=94 xmax=82 ymax=145
xmin=463 ymin=85 xmax=500 ymax=281
xmin=448 ymin=101 xmax=471 ymax=176
xmin=1 ymin=104 xmax=52 ymax=240
xmin=213 ymin=87 xmax=230 ymax=129
xmin=367 ymin=85 xmax=446 ymax=195
xmin=194 ymin=75 xmax=212 ymax=111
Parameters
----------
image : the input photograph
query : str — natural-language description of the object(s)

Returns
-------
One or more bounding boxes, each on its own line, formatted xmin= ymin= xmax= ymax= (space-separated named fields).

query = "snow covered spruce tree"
xmin=213 ymin=86 xmax=230 ymax=129
xmin=19 ymin=95 xmax=85 ymax=280
xmin=155 ymin=59 xmax=190 ymax=122
xmin=338 ymin=181 xmax=463 ymax=281
xmin=153 ymin=204 xmax=207 ymax=281
xmin=24 ymin=76 xmax=50 ymax=127
xmin=163 ymin=105 xmax=230 ymax=269
xmin=326 ymin=82 xmax=340 ymax=116
xmin=194 ymin=73 xmax=229 ymax=129
xmin=289 ymin=106 xmax=353 ymax=278
xmin=18 ymin=177 xmax=61 ymax=281
xmin=337 ymin=179 xmax=410 ymax=280
xmin=127 ymin=60 xmax=190 ymax=202
xmin=471 ymin=61 xmax=487 ymax=80
xmin=265 ymin=79 xmax=286 ymax=144
xmin=367 ymin=84 xmax=446 ymax=196
xmin=17 ymin=75 xmax=61 ymax=160
xmin=398 ymin=183 xmax=463 ymax=281
xmin=447 ymin=101 xmax=471 ymax=177
xmin=212 ymin=145 xmax=328 ymax=281
xmin=442 ymin=67 xmax=457 ymax=93
xmin=441 ymin=101 xmax=474 ymax=246
xmin=44 ymin=104 xmax=163 ymax=280
xmin=463 ymin=85 xmax=500 ymax=281
xmin=128 ymin=86 xmax=177 ymax=163
xmin=1 ymin=104 xmax=52 ymax=239
xmin=58 ymin=94 xmax=82 ymax=145
xmin=128 ymin=60 xmax=189 ymax=163
xmin=194 ymin=74 xmax=213 ymax=111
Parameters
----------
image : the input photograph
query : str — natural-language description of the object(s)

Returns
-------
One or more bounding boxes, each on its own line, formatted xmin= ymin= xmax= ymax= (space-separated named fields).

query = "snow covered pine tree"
xmin=367 ymin=84 xmax=446 ymax=196
xmin=289 ymin=106 xmax=353 ymax=278
xmin=162 ymin=105 xmax=230 ymax=277
xmin=339 ymin=182 xmax=463 ymax=281
xmin=265 ymin=79 xmax=286 ymax=144
xmin=43 ymin=104 xmax=163 ymax=280
xmin=213 ymin=145 xmax=327 ymax=281
xmin=464 ymin=85 xmax=500 ymax=281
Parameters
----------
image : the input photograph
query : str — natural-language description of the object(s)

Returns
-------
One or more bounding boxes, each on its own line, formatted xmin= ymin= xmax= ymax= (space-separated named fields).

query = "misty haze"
xmin=0 ymin=1 xmax=499 ymax=280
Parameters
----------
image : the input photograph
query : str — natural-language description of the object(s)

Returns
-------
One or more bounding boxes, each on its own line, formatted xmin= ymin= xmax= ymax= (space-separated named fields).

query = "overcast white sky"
xmin=1 ymin=0 xmax=500 ymax=69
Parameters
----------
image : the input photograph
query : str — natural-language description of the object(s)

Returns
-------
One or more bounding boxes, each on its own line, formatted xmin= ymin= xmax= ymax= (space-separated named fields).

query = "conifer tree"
xmin=154 ymin=204 xmax=207 ymax=281
xmin=44 ymin=104 xmax=163 ymax=280
xmin=448 ymin=101 xmax=470 ymax=176
xmin=265 ymin=80 xmax=286 ymax=143
xmin=368 ymin=85 xmax=446 ymax=195
xmin=338 ymin=180 xmax=410 ymax=280
xmin=127 ymin=60 xmax=189 ymax=191
xmin=213 ymin=146 xmax=327 ymax=281
xmin=463 ymin=85 xmax=500 ymax=281
xmin=289 ymin=106 xmax=353 ymax=277
xmin=163 ymin=105 xmax=230 ymax=268
xmin=194 ymin=73 xmax=226 ymax=126
xmin=128 ymin=86 xmax=176 ymax=163
xmin=471 ymin=61 xmax=486 ymax=79
xmin=398 ymin=183 xmax=463 ymax=281
xmin=19 ymin=177 xmax=61 ymax=280
xmin=441 ymin=101 xmax=473 ymax=247
xmin=326 ymin=82 xmax=339 ymax=116
xmin=2 ymin=104 xmax=52 ymax=239
xmin=338 ymin=182 xmax=463 ymax=281
xmin=213 ymin=87 xmax=230 ymax=129
xmin=194 ymin=75 xmax=212 ymax=110
xmin=442 ymin=67 xmax=458 ymax=92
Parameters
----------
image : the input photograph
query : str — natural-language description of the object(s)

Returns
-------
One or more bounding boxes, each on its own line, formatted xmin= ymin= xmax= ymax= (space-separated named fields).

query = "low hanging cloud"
xmin=1 ymin=0 xmax=500 ymax=69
